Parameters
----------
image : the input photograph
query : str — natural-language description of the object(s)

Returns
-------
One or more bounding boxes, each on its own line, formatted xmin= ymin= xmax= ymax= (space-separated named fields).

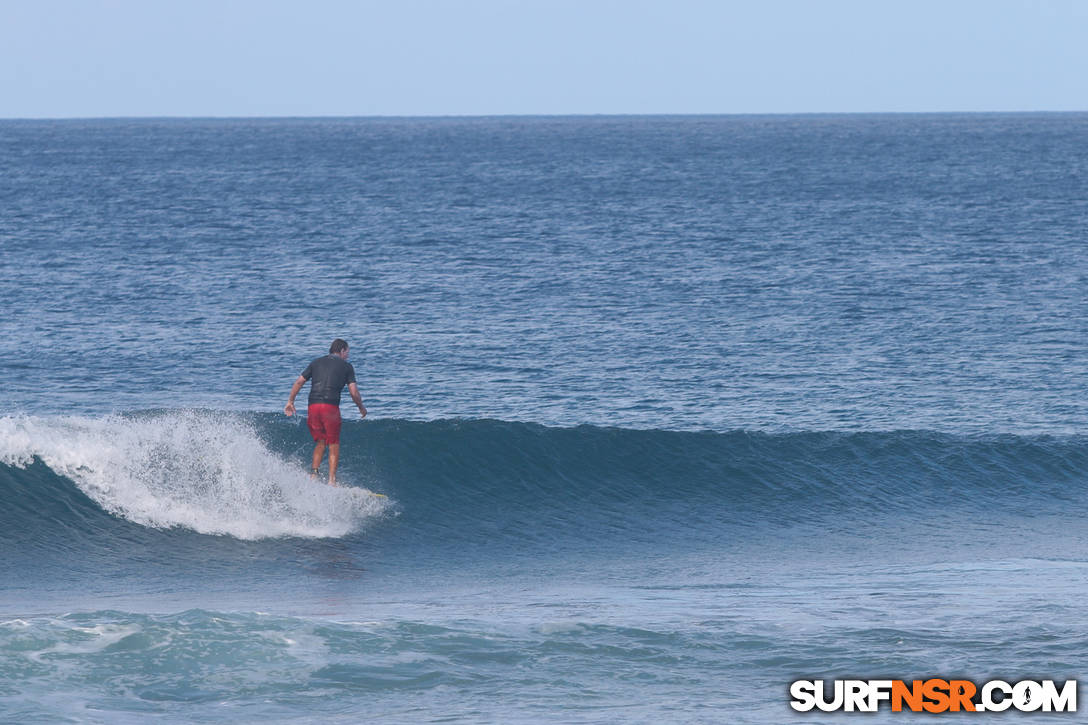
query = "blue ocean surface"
xmin=2 ymin=115 xmax=1088 ymax=722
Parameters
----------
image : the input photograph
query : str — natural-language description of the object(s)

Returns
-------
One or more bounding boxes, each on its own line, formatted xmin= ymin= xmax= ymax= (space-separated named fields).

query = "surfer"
xmin=284 ymin=338 xmax=367 ymax=485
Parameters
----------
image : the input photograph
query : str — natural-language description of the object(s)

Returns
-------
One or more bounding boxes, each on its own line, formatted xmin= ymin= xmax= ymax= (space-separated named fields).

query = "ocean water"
xmin=2 ymin=114 xmax=1088 ymax=722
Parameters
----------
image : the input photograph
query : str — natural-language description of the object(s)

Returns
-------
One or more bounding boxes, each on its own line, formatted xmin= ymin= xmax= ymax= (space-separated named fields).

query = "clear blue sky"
xmin=2 ymin=0 xmax=1086 ymax=118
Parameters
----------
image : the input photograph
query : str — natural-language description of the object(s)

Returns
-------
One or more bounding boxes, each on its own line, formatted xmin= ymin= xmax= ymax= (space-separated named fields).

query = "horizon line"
xmin=3 ymin=109 xmax=1088 ymax=122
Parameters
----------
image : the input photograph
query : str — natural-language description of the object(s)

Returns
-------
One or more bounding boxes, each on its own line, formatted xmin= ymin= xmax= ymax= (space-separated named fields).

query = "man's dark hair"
xmin=330 ymin=338 xmax=349 ymax=354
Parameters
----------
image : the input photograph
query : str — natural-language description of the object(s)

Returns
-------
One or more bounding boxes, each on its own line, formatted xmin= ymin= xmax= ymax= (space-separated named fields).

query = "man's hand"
xmin=348 ymin=382 xmax=367 ymax=419
xmin=285 ymin=375 xmax=306 ymax=417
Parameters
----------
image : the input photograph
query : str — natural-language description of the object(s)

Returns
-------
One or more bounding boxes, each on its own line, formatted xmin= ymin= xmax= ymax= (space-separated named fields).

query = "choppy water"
xmin=2 ymin=115 xmax=1087 ymax=722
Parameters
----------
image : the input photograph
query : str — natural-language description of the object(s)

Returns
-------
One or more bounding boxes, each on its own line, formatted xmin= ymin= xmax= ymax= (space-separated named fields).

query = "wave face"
xmin=4 ymin=413 xmax=1088 ymax=722
xmin=4 ymin=411 xmax=1083 ymax=722
xmin=3 ymin=411 xmax=1087 ymax=552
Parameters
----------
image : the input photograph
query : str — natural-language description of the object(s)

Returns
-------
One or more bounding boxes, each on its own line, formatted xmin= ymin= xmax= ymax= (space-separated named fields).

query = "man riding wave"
xmin=284 ymin=338 xmax=367 ymax=485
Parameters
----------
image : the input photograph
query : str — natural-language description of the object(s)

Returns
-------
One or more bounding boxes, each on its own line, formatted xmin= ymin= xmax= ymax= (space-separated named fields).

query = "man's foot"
xmin=310 ymin=469 xmax=319 ymax=479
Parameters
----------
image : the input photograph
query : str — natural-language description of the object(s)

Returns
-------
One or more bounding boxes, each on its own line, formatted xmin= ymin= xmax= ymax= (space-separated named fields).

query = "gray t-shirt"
xmin=301 ymin=354 xmax=357 ymax=405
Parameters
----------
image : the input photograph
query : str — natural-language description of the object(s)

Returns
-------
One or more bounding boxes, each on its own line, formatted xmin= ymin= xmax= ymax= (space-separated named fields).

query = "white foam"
xmin=0 ymin=411 xmax=389 ymax=540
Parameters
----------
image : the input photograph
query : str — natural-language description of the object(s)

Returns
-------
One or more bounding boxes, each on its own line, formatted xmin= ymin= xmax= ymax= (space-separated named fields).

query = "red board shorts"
xmin=307 ymin=403 xmax=342 ymax=444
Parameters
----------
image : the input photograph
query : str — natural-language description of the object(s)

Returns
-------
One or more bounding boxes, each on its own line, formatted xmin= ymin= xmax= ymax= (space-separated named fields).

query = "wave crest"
xmin=0 ymin=411 xmax=388 ymax=540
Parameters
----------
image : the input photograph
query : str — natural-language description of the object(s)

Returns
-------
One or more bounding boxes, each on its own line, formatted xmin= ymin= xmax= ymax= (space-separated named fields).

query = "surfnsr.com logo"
xmin=790 ymin=679 xmax=1077 ymax=713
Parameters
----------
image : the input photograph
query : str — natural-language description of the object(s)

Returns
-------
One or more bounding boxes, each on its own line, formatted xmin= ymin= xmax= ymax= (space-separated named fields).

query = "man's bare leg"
xmin=328 ymin=443 xmax=340 ymax=486
xmin=311 ymin=440 xmax=327 ymax=477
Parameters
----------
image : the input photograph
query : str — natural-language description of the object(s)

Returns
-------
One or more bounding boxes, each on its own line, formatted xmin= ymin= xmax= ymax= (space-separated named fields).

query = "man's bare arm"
xmin=284 ymin=375 xmax=307 ymax=416
xmin=348 ymin=382 xmax=367 ymax=418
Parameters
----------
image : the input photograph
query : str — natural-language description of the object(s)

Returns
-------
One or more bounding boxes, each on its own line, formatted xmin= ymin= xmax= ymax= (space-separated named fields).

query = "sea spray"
xmin=0 ymin=412 xmax=388 ymax=539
